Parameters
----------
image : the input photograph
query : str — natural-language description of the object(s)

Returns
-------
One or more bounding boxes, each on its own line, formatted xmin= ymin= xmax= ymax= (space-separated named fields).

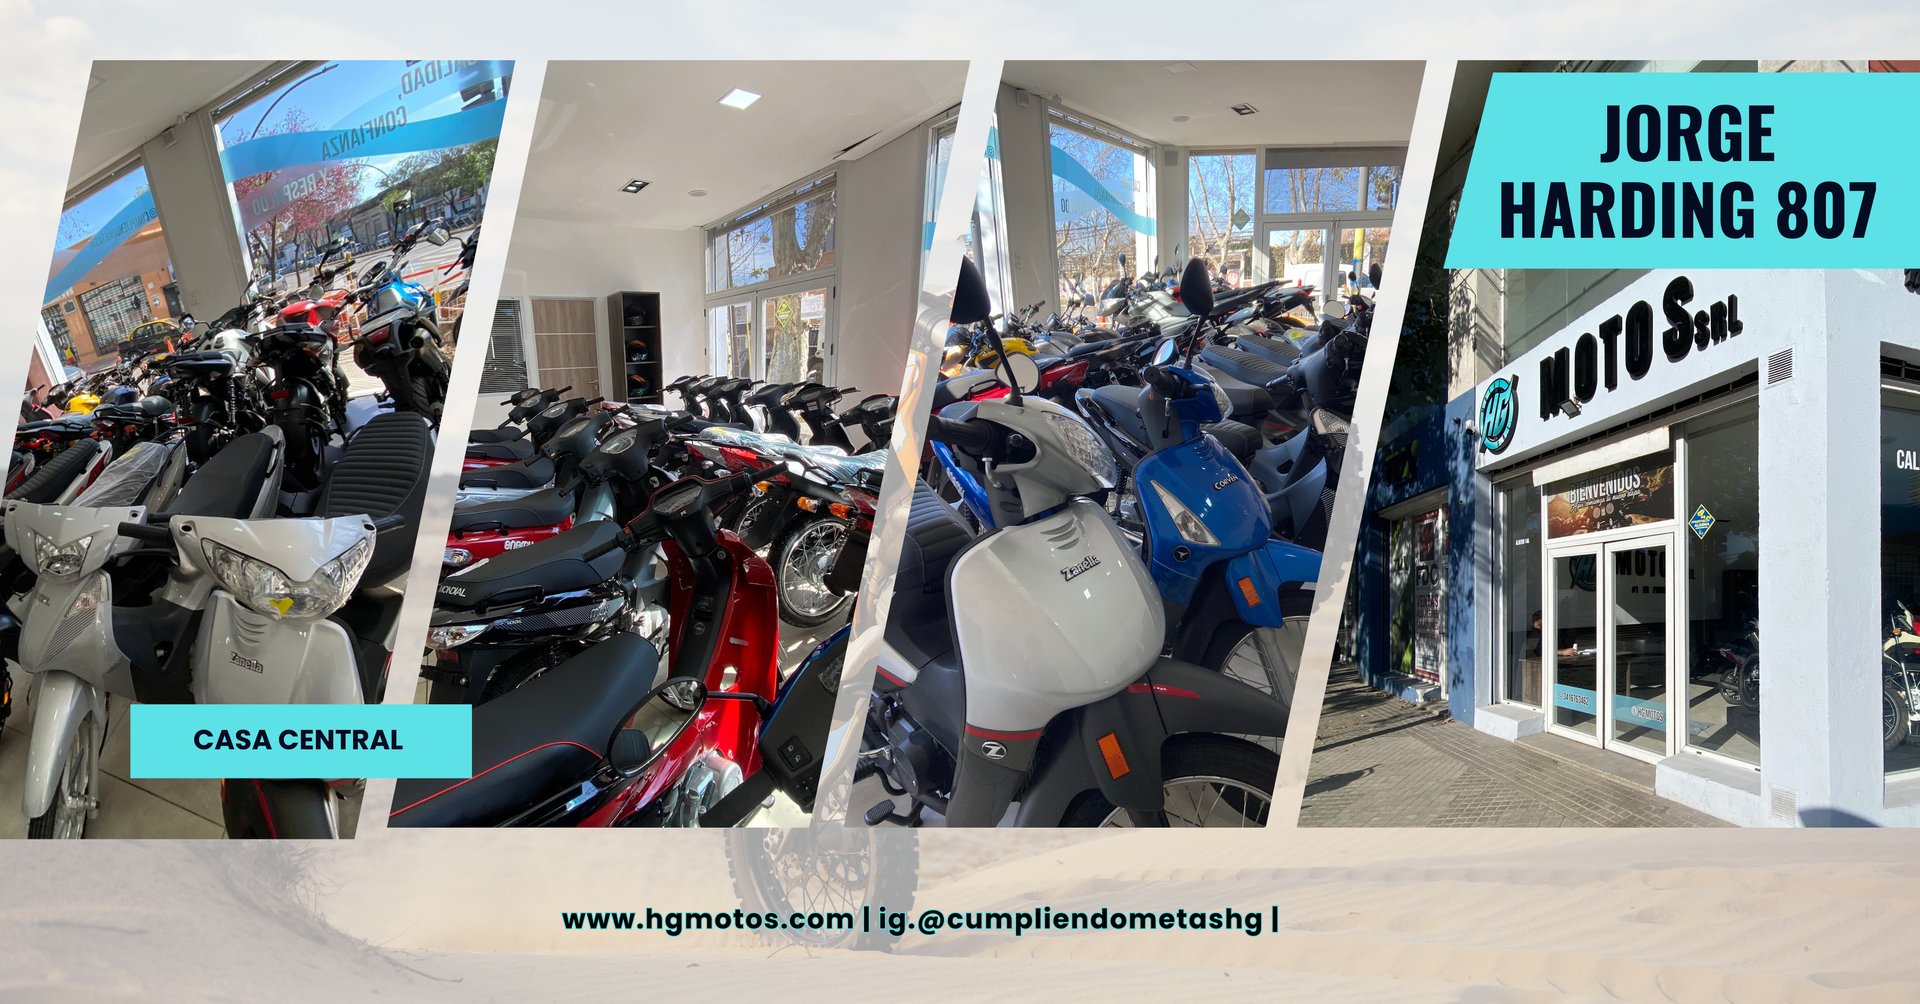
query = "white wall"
xmin=832 ymin=120 xmax=929 ymax=399
xmin=497 ymin=216 xmax=708 ymax=395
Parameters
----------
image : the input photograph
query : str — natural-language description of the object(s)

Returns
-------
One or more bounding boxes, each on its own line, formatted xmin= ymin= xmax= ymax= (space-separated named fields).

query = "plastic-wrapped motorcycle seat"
xmin=390 ymin=632 xmax=660 ymax=827
xmin=436 ymin=519 xmax=625 ymax=612
xmin=458 ymin=452 xmax=555 ymax=490
xmin=465 ymin=436 xmax=538 ymax=462
xmin=322 ymin=412 xmax=434 ymax=582
xmin=1082 ymin=383 xmax=1154 ymax=448
xmin=885 ymin=482 xmax=972 ymax=671
xmin=7 ymin=440 xmax=104 ymax=503
xmin=448 ymin=484 xmax=574 ymax=533
xmin=72 ymin=441 xmax=172 ymax=508
xmin=1236 ymin=332 xmax=1303 ymax=364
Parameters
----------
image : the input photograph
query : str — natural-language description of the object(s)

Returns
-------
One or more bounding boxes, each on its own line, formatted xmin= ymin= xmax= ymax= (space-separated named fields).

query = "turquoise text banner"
xmin=1449 ymin=72 xmax=1920 ymax=267
xmin=130 ymin=704 xmax=472 ymax=779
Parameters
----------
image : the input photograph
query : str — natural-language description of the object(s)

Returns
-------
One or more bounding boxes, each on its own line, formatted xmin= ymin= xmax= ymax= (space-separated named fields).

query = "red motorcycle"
xmin=391 ymin=470 xmax=782 ymax=827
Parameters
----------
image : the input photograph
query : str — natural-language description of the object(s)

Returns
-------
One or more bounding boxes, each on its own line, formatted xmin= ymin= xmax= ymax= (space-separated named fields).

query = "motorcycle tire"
xmin=1885 ymin=678 xmax=1911 ymax=754
xmin=775 ymin=517 xmax=855 ymax=628
xmin=1058 ymin=733 xmax=1278 ymax=828
xmin=726 ymin=826 xmax=918 ymax=952
xmin=1719 ymin=664 xmax=1747 ymax=708
xmin=28 ymin=710 xmax=101 ymax=840
xmin=407 ymin=369 xmax=444 ymax=423
xmin=223 ymin=778 xmax=338 ymax=839
xmin=1202 ymin=591 xmax=1313 ymax=719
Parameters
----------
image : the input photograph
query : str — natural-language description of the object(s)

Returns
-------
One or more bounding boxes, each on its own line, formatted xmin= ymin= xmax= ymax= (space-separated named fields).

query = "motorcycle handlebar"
xmin=117 ymin=522 xmax=174 ymax=545
xmin=926 ymin=415 xmax=996 ymax=455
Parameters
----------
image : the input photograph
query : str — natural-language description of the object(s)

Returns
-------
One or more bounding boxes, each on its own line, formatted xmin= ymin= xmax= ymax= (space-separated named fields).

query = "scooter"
xmin=392 ymin=471 xmax=782 ymax=826
xmin=860 ymin=259 xmax=1287 ymax=828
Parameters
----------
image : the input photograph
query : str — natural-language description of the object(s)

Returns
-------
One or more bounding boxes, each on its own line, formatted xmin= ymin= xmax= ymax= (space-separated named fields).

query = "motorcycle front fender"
xmin=194 ymin=592 xmax=364 ymax=704
xmin=1223 ymin=539 xmax=1321 ymax=629
xmin=23 ymin=671 xmax=104 ymax=819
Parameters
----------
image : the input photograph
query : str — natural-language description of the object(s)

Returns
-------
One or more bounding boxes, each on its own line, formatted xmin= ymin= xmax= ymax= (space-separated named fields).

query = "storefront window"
xmin=1881 ymin=388 xmax=1920 ymax=774
xmin=1500 ymin=269 xmax=1647 ymax=365
xmin=1501 ymin=483 xmax=1543 ymax=706
xmin=1049 ymin=112 xmax=1154 ymax=309
xmin=1187 ymin=151 xmax=1255 ymax=285
xmin=44 ymin=164 xmax=175 ymax=369
xmin=708 ymin=180 xmax=837 ymax=293
xmin=1682 ymin=402 xmax=1761 ymax=766
xmin=215 ymin=61 xmax=514 ymax=286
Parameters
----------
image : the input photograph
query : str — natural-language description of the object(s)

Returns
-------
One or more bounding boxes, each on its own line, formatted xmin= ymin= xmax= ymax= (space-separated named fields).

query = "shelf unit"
xmin=607 ymin=291 xmax=663 ymax=405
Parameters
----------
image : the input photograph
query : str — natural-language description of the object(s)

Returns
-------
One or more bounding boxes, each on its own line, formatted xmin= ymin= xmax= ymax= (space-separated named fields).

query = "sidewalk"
xmin=1301 ymin=667 xmax=1725 ymax=827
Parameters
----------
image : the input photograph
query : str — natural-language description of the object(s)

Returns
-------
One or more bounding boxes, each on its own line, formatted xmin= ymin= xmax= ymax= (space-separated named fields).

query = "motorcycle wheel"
xmin=1061 ymin=734 xmax=1277 ymax=828
xmin=281 ymin=417 xmax=329 ymax=493
xmin=28 ymin=710 xmax=100 ymax=839
xmin=1203 ymin=593 xmax=1312 ymax=716
xmin=406 ymin=369 xmax=444 ymax=423
xmin=1885 ymin=678 xmax=1910 ymax=754
xmin=223 ymin=778 xmax=338 ymax=839
xmin=776 ymin=517 xmax=854 ymax=628
xmin=726 ymin=826 xmax=918 ymax=951
xmin=1719 ymin=663 xmax=1747 ymax=708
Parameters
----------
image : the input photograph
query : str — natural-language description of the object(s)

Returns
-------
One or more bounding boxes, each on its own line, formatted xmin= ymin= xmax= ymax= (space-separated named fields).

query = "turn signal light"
xmin=828 ymin=502 xmax=854 ymax=520
xmin=795 ymin=497 xmax=819 ymax=513
xmin=753 ymin=481 xmax=773 ymax=494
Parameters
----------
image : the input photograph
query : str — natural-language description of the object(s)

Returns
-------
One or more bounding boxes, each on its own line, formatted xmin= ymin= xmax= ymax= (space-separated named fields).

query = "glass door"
xmin=758 ymin=284 xmax=831 ymax=385
xmin=1547 ymin=549 xmax=1602 ymax=741
xmin=1607 ymin=541 xmax=1672 ymax=758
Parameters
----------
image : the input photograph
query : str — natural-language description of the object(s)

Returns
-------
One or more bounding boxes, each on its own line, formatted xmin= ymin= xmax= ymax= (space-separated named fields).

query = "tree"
xmin=231 ymin=110 xmax=362 ymax=285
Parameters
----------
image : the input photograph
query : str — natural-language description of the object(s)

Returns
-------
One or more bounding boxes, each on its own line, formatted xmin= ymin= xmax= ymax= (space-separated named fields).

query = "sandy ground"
xmin=13 ymin=828 xmax=1920 ymax=1000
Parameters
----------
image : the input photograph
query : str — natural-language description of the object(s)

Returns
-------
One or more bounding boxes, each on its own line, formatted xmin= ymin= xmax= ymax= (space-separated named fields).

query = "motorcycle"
xmin=860 ymin=259 xmax=1287 ymax=828
xmin=393 ymin=470 xmax=784 ymax=826
xmin=345 ymin=209 xmax=455 ymax=422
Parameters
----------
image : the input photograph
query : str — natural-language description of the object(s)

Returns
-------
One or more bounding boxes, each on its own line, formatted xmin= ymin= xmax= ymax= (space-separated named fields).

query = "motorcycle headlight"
xmin=30 ymin=530 xmax=94 ymax=578
xmin=202 ymin=534 xmax=373 ymax=620
xmin=428 ymin=623 xmax=490 ymax=649
xmin=1148 ymin=480 xmax=1220 ymax=547
xmin=1043 ymin=411 xmax=1118 ymax=489
xmin=444 ymin=547 xmax=475 ymax=568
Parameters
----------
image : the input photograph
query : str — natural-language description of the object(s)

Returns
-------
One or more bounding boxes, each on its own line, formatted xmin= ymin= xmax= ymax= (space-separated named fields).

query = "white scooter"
xmin=861 ymin=259 xmax=1288 ymax=828
xmin=6 ymin=413 xmax=430 ymax=838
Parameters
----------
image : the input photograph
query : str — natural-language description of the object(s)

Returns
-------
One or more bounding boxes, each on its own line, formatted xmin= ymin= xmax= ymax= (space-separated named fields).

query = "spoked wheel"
xmin=777 ymin=517 xmax=853 ymax=627
xmin=727 ymin=825 xmax=919 ymax=951
xmin=28 ymin=711 xmax=101 ymax=839
xmin=1066 ymin=735 xmax=1276 ymax=829
xmin=1885 ymin=677 xmax=1910 ymax=754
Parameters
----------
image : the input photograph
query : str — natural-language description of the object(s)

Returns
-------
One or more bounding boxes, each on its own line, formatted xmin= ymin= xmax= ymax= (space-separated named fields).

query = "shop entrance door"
xmin=1544 ymin=532 xmax=1677 ymax=762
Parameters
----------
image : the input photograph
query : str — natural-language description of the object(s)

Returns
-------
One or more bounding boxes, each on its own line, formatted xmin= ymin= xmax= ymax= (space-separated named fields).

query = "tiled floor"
xmin=0 ymin=689 xmax=223 ymax=838
xmin=1301 ymin=667 xmax=1726 ymax=828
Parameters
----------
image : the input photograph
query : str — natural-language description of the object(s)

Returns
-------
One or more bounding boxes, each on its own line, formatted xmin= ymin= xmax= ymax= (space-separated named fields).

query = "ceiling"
xmin=67 ymin=60 xmax=276 ymax=193
xmin=521 ymin=61 xmax=967 ymax=230
xmin=1001 ymin=60 xmax=1424 ymax=149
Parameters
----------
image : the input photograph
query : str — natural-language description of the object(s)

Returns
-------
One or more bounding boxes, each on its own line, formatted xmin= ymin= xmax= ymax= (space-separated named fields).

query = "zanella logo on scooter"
xmin=229 ymin=651 xmax=264 ymax=675
xmin=1060 ymin=555 xmax=1101 ymax=581
xmin=1533 ymin=275 xmax=1741 ymax=427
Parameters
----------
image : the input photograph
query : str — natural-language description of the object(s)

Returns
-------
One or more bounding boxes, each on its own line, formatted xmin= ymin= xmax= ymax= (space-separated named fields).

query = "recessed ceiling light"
xmin=717 ymin=87 xmax=761 ymax=110
xmin=1230 ymin=103 xmax=1259 ymax=116
xmin=688 ymin=189 xmax=708 ymax=198
xmin=1172 ymin=115 xmax=1191 ymax=123
xmin=1165 ymin=62 xmax=1195 ymax=74
xmin=620 ymin=179 xmax=649 ymax=194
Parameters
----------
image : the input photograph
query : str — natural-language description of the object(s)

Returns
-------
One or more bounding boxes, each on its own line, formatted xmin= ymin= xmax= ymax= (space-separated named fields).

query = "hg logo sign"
xmin=1480 ymin=375 xmax=1518 ymax=454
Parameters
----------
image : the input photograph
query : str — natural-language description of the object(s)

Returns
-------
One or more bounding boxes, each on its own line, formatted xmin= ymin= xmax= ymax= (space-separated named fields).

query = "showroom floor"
xmin=0 ymin=692 xmax=223 ymax=838
xmin=1302 ymin=667 xmax=1726 ymax=828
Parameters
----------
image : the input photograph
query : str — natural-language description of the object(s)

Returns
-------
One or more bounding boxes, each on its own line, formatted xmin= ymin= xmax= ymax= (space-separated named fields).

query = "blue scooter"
xmin=930 ymin=258 xmax=1321 ymax=703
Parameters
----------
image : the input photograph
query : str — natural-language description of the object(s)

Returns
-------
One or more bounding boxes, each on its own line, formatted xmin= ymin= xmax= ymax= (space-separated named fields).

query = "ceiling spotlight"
xmin=1172 ymin=115 xmax=1191 ymax=123
xmin=1164 ymin=62 xmax=1195 ymax=74
xmin=620 ymin=179 xmax=649 ymax=194
xmin=718 ymin=87 xmax=761 ymax=110
xmin=1230 ymin=103 xmax=1259 ymax=116
xmin=688 ymin=189 xmax=708 ymax=198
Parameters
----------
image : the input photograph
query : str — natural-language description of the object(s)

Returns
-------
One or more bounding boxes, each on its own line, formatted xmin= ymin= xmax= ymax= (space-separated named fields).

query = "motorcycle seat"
xmin=164 ymin=351 xmax=237 ymax=376
xmin=465 ymin=437 xmax=538 ymax=463
xmin=449 ymin=483 xmax=575 ymax=533
xmin=1082 ymin=383 xmax=1154 ymax=450
xmin=1199 ymin=344 xmax=1289 ymax=391
xmin=467 ymin=425 xmax=528 ymax=445
xmin=436 ymin=519 xmax=625 ymax=612
xmin=322 ymin=412 xmax=434 ymax=582
xmin=884 ymin=482 xmax=973 ymax=673
xmin=459 ymin=452 xmax=555 ymax=490
xmin=1234 ymin=332 xmax=1303 ymax=365
xmin=1195 ymin=365 xmax=1274 ymax=420
xmin=19 ymin=415 xmax=94 ymax=435
xmin=745 ymin=383 xmax=795 ymax=407
xmin=389 ymin=632 xmax=660 ymax=827
xmin=1203 ymin=420 xmax=1261 ymax=463
xmin=9 ymin=440 xmax=104 ymax=503
xmin=161 ymin=432 xmax=277 ymax=519
xmin=96 ymin=395 xmax=173 ymax=422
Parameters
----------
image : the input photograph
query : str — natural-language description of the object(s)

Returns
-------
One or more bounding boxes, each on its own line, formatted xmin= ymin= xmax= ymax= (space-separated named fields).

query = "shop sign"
xmin=1545 ymin=454 xmax=1675 ymax=536
xmin=1480 ymin=275 xmax=1741 ymax=453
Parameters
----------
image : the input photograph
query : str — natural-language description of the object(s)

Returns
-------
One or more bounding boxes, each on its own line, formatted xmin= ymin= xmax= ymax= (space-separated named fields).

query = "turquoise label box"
xmin=130 ymin=705 xmax=472 ymax=779
xmin=1449 ymin=73 xmax=1920 ymax=268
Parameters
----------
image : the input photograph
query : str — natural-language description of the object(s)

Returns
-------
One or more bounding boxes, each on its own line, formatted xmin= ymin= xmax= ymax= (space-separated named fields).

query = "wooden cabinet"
xmin=607 ymin=291 xmax=663 ymax=405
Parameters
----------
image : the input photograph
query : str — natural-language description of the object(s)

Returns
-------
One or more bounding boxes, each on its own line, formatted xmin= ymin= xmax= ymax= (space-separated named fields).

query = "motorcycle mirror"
xmin=1003 ymin=351 xmax=1041 ymax=395
xmin=1179 ymin=257 xmax=1215 ymax=318
xmin=179 ymin=314 xmax=197 ymax=331
xmin=391 ymin=190 xmax=414 ymax=213
xmin=950 ymin=257 xmax=991 ymax=326
xmin=608 ymin=677 xmax=707 ymax=777
xmin=1151 ymin=338 xmax=1179 ymax=367
xmin=1368 ymin=261 xmax=1383 ymax=290
xmin=427 ymin=227 xmax=451 ymax=247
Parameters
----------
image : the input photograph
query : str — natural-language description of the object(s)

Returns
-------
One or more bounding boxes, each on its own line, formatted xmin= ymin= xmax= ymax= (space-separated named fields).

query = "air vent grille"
xmin=1766 ymin=348 xmax=1794 ymax=385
